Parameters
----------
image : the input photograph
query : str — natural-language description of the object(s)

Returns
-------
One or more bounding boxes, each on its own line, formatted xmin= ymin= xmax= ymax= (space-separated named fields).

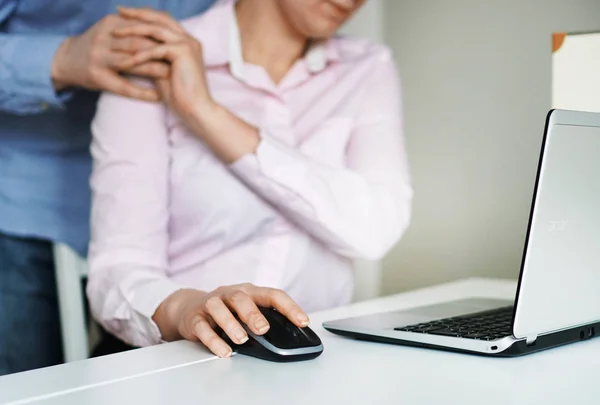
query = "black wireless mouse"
xmin=218 ymin=307 xmax=323 ymax=362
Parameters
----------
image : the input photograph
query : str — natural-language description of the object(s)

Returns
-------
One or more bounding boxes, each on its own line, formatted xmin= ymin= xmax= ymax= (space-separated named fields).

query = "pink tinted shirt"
xmin=87 ymin=0 xmax=413 ymax=347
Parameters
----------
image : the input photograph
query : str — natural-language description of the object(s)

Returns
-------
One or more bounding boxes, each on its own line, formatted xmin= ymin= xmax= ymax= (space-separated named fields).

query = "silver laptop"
xmin=323 ymin=109 xmax=600 ymax=356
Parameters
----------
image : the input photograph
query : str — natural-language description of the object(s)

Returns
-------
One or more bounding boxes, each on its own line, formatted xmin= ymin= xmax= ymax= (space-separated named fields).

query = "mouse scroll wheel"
xmin=285 ymin=324 xmax=301 ymax=338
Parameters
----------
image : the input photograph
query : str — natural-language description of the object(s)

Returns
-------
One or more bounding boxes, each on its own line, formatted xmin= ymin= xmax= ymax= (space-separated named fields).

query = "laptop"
xmin=323 ymin=109 xmax=600 ymax=356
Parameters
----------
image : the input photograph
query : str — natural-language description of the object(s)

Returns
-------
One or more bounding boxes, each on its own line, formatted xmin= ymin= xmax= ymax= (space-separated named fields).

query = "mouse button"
xmin=259 ymin=307 xmax=287 ymax=324
xmin=298 ymin=326 xmax=322 ymax=346
xmin=261 ymin=323 xmax=305 ymax=349
xmin=258 ymin=307 xmax=310 ymax=348
xmin=284 ymin=323 xmax=302 ymax=337
xmin=263 ymin=309 xmax=304 ymax=335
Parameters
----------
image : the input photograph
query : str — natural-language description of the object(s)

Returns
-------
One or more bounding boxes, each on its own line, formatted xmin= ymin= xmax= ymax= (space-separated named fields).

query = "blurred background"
xmin=342 ymin=0 xmax=600 ymax=299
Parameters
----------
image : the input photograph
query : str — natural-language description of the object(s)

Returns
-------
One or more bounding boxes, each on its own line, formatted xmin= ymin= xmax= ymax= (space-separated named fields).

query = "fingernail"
xmin=234 ymin=329 xmax=248 ymax=344
xmin=255 ymin=319 xmax=269 ymax=333
xmin=219 ymin=347 xmax=232 ymax=358
xmin=298 ymin=313 xmax=310 ymax=326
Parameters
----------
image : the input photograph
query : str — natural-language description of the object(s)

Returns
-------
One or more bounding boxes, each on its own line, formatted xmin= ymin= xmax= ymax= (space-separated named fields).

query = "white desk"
xmin=3 ymin=278 xmax=600 ymax=405
xmin=0 ymin=338 xmax=216 ymax=404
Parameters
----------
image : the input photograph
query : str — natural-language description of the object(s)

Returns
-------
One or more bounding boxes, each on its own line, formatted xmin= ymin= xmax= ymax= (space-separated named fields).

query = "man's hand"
xmin=153 ymin=284 xmax=310 ymax=358
xmin=51 ymin=14 xmax=171 ymax=101
xmin=115 ymin=7 xmax=214 ymax=117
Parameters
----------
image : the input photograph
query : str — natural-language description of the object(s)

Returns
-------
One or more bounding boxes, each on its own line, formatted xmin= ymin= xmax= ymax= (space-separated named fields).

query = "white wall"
xmin=341 ymin=0 xmax=384 ymax=44
xmin=380 ymin=0 xmax=600 ymax=294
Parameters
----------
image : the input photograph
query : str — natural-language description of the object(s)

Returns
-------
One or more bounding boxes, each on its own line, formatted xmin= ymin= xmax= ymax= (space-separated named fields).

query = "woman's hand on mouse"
xmin=153 ymin=284 xmax=310 ymax=358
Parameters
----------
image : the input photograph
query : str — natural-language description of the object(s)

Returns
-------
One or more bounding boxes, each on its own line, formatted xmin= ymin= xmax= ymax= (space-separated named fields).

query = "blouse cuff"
xmin=128 ymin=277 xmax=185 ymax=345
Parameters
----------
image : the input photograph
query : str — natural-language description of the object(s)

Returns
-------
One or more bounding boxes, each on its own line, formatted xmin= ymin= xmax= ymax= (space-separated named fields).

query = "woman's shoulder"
xmin=176 ymin=0 xmax=229 ymax=39
xmin=328 ymin=35 xmax=395 ymax=66
xmin=177 ymin=9 xmax=217 ymax=36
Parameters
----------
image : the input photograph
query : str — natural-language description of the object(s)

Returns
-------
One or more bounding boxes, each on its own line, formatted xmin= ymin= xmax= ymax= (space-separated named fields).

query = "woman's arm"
xmin=225 ymin=58 xmax=412 ymax=260
xmin=88 ymin=79 xmax=309 ymax=354
xmin=116 ymin=8 xmax=413 ymax=261
xmin=87 ymin=84 xmax=183 ymax=347
xmin=189 ymin=58 xmax=412 ymax=260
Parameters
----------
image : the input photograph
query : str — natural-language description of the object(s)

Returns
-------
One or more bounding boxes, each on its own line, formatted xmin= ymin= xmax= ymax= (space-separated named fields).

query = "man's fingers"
xmin=113 ymin=23 xmax=183 ymax=44
xmin=124 ymin=62 xmax=170 ymax=79
xmin=117 ymin=6 xmax=186 ymax=34
xmin=252 ymin=287 xmax=310 ymax=328
xmin=191 ymin=317 xmax=232 ymax=358
xmin=119 ymin=44 xmax=182 ymax=69
xmin=110 ymin=36 xmax=158 ymax=54
xmin=105 ymin=52 xmax=129 ymax=69
xmin=99 ymin=71 xmax=160 ymax=102
xmin=204 ymin=296 xmax=248 ymax=345
xmin=106 ymin=52 xmax=170 ymax=79
xmin=223 ymin=290 xmax=270 ymax=336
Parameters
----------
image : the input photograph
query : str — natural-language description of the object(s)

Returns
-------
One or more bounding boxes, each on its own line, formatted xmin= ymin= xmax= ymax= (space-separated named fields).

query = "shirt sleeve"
xmin=230 ymin=54 xmax=413 ymax=261
xmin=0 ymin=0 xmax=73 ymax=114
xmin=86 ymin=81 xmax=183 ymax=347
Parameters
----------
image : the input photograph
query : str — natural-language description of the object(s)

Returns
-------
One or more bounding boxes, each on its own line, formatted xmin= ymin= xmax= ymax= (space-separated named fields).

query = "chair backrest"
xmin=53 ymin=243 xmax=90 ymax=362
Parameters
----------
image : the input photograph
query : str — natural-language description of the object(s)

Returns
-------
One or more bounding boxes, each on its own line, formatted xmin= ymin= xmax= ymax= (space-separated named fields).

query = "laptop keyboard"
xmin=394 ymin=306 xmax=514 ymax=341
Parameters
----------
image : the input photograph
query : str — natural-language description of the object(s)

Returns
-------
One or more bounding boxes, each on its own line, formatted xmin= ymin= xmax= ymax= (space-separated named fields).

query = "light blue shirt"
xmin=0 ymin=0 xmax=216 ymax=256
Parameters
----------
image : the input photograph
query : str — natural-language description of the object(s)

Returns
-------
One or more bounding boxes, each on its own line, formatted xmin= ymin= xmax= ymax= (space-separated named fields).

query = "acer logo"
xmin=548 ymin=220 xmax=568 ymax=231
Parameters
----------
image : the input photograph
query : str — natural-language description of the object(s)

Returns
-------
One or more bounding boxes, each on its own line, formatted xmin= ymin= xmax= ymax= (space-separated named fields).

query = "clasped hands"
xmin=52 ymin=7 xmax=216 ymax=125
xmin=115 ymin=7 xmax=216 ymax=120
xmin=53 ymin=6 xmax=260 ymax=161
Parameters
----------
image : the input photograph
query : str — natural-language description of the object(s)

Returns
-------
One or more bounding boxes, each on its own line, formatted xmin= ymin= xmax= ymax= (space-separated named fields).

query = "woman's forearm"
xmin=184 ymin=102 xmax=410 ymax=261
xmin=185 ymin=102 xmax=261 ymax=164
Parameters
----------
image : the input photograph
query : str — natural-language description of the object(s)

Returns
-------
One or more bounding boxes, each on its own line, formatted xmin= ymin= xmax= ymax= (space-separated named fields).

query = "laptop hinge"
xmin=525 ymin=334 xmax=538 ymax=345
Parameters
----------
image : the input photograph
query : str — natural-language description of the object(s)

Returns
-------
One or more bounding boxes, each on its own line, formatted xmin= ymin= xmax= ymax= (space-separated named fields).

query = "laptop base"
xmin=324 ymin=320 xmax=600 ymax=357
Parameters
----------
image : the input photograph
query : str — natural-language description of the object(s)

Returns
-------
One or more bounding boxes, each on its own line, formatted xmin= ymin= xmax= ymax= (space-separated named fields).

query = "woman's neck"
xmin=235 ymin=0 xmax=308 ymax=84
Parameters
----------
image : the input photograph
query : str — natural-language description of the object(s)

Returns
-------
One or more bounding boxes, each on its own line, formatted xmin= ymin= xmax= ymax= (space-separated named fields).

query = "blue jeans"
xmin=0 ymin=232 xmax=63 ymax=375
